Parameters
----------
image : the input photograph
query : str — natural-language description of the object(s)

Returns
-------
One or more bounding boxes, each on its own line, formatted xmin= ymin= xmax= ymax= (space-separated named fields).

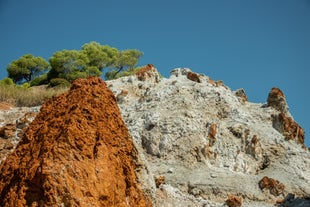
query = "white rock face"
xmin=108 ymin=67 xmax=310 ymax=207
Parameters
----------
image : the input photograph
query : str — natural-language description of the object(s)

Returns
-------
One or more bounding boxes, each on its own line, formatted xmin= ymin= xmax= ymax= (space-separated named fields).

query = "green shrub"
xmin=20 ymin=82 xmax=30 ymax=89
xmin=0 ymin=78 xmax=14 ymax=85
xmin=105 ymin=67 xmax=143 ymax=80
xmin=30 ymin=74 xmax=49 ymax=86
xmin=49 ymin=78 xmax=71 ymax=88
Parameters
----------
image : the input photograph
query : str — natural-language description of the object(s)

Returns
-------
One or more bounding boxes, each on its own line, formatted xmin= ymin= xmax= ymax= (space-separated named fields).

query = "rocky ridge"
xmin=0 ymin=65 xmax=309 ymax=206
xmin=108 ymin=65 xmax=310 ymax=206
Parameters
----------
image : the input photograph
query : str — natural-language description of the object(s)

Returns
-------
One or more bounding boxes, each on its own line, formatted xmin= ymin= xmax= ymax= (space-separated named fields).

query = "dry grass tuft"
xmin=0 ymin=84 xmax=69 ymax=107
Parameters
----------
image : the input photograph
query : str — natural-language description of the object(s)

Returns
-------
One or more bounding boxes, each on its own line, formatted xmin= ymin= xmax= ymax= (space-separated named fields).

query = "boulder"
xmin=226 ymin=195 xmax=242 ymax=207
xmin=258 ymin=176 xmax=285 ymax=196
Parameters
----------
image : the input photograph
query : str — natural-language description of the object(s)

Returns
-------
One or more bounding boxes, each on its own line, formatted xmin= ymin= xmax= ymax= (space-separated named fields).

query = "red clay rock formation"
xmin=0 ymin=123 xmax=16 ymax=139
xmin=272 ymin=113 xmax=305 ymax=146
xmin=0 ymin=77 xmax=152 ymax=207
xmin=225 ymin=195 xmax=242 ymax=207
xmin=186 ymin=71 xmax=201 ymax=83
xmin=258 ymin=176 xmax=285 ymax=196
xmin=208 ymin=123 xmax=217 ymax=146
xmin=208 ymin=123 xmax=217 ymax=140
xmin=154 ymin=176 xmax=166 ymax=188
xmin=267 ymin=87 xmax=288 ymax=113
xmin=136 ymin=64 xmax=159 ymax=82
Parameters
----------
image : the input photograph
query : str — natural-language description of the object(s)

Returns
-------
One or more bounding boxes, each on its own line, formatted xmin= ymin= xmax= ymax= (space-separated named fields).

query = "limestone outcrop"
xmin=108 ymin=66 xmax=310 ymax=206
xmin=0 ymin=66 xmax=309 ymax=207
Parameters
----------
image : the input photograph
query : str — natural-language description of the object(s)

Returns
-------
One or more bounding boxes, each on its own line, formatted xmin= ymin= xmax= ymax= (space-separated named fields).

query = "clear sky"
xmin=0 ymin=0 xmax=309 ymax=146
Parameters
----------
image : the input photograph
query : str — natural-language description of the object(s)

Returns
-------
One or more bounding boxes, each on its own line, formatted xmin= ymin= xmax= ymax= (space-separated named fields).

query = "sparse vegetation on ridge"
xmin=0 ymin=84 xmax=68 ymax=107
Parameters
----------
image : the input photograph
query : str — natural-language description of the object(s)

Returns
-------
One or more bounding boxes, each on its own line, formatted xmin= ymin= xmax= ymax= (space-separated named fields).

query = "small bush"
xmin=49 ymin=78 xmax=71 ymax=88
xmin=30 ymin=74 xmax=49 ymax=86
xmin=105 ymin=67 xmax=143 ymax=80
xmin=0 ymin=78 xmax=14 ymax=86
xmin=19 ymin=82 xmax=30 ymax=89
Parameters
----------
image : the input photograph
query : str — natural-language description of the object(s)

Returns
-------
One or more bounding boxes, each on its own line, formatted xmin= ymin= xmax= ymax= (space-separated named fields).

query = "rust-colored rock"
xmin=207 ymin=78 xmax=226 ymax=87
xmin=0 ymin=102 xmax=14 ymax=111
xmin=154 ymin=176 xmax=166 ymax=188
xmin=226 ymin=195 xmax=242 ymax=207
xmin=258 ymin=176 xmax=285 ymax=196
xmin=208 ymin=123 xmax=217 ymax=146
xmin=136 ymin=64 xmax=159 ymax=82
xmin=267 ymin=87 xmax=288 ymax=113
xmin=251 ymin=135 xmax=258 ymax=145
xmin=272 ymin=113 xmax=305 ymax=146
xmin=0 ymin=123 xmax=16 ymax=139
xmin=0 ymin=77 xmax=152 ymax=207
xmin=186 ymin=71 xmax=201 ymax=83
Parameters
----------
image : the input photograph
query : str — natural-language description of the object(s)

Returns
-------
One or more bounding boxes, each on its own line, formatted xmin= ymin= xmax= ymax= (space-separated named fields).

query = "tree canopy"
xmin=81 ymin=41 xmax=118 ymax=71
xmin=48 ymin=49 xmax=101 ymax=81
xmin=5 ymin=41 xmax=144 ymax=85
xmin=106 ymin=49 xmax=143 ymax=79
xmin=7 ymin=54 xmax=49 ymax=83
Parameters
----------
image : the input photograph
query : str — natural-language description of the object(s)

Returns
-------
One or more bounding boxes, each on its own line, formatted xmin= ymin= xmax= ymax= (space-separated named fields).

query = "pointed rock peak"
xmin=267 ymin=87 xmax=288 ymax=113
xmin=0 ymin=76 xmax=152 ymax=207
xmin=234 ymin=88 xmax=248 ymax=103
xmin=135 ymin=64 xmax=160 ymax=83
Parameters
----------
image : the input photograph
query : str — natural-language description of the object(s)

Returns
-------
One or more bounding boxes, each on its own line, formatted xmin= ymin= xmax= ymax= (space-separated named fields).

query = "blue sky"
xmin=0 ymin=0 xmax=309 ymax=146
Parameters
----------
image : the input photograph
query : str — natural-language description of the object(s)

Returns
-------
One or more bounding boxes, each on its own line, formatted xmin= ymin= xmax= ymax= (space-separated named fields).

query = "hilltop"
xmin=0 ymin=65 xmax=309 ymax=207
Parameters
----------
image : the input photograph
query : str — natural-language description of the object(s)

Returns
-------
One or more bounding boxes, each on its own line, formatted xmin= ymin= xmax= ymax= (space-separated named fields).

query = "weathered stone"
xmin=267 ymin=87 xmax=288 ymax=114
xmin=154 ymin=176 xmax=166 ymax=188
xmin=226 ymin=195 xmax=242 ymax=207
xmin=208 ymin=123 xmax=217 ymax=146
xmin=136 ymin=64 xmax=160 ymax=83
xmin=0 ymin=77 xmax=153 ymax=207
xmin=259 ymin=176 xmax=285 ymax=196
xmin=272 ymin=113 xmax=305 ymax=146
xmin=234 ymin=88 xmax=248 ymax=103
xmin=186 ymin=71 xmax=201 ymax=83
xmin=0 ymin=123 xmax=16 ymax=139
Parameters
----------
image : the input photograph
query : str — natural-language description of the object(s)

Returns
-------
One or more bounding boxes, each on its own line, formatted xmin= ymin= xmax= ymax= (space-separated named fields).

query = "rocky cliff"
xmin=0 ymin=65 xmax=309 ymax=207
xmin=108 ymin=65 xmax=310 ymax=207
